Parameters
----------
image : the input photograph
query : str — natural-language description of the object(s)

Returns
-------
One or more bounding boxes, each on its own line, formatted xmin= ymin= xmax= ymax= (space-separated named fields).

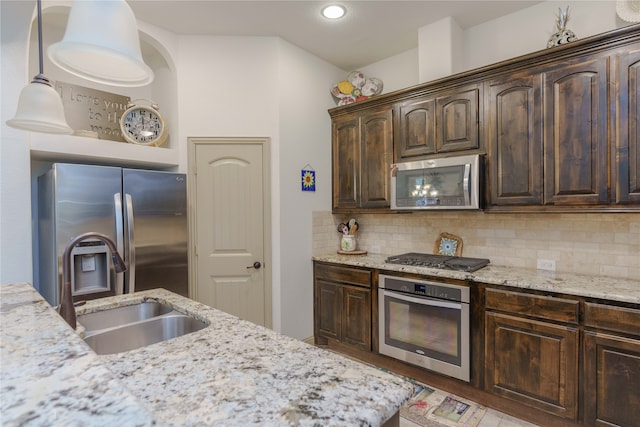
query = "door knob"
xmin=246 ymin=261 xmax=261 ymax=269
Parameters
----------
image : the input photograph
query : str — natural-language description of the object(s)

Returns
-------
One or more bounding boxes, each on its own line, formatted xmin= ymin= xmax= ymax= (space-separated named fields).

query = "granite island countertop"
xmin=0 ymin=283 xmax=158 ymax=426
xmin=1 ymin=283 xmax=414 ymax=427
xmin=313 ymin=253 xmax=640 ymax=304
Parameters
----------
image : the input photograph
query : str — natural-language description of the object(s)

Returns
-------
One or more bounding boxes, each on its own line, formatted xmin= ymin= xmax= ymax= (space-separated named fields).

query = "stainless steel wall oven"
xmin=378 ymin=274 xmax=470 ymax=382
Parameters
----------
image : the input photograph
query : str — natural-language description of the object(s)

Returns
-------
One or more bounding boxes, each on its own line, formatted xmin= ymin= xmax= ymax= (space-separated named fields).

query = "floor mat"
xmin=401 ymin=382 xmax=486 ymax=427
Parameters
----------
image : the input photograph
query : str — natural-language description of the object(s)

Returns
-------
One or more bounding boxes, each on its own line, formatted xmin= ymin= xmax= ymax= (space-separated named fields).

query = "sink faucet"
xmin=59 ymin=232 xmax=127 ymax=329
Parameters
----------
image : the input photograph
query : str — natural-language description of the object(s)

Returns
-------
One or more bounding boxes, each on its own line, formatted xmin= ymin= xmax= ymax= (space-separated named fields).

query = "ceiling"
xmin=128 ymin=1 xmax=544 ymax=70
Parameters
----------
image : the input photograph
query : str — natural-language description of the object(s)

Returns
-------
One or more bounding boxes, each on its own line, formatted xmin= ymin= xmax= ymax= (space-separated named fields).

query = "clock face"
xmin=120 ymin=106 xmax=166 ymax=145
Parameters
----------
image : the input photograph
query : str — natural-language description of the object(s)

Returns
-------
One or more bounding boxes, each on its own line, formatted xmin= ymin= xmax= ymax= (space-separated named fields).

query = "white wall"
xmin=360 ymin=48 xmax=419 ymax=94
xmin=418 ymin=16 xmax=464 ymax=82
xmin=174 ymin=35 xmax=343 ymax=337
xmin=464 ymin=0 xmax=624 ymax=70
xmin=0 ymin=1 xmax=344 ymax=340
xmin=276 ymin=39 xmax=343 ymax=338
xmin=176 ymin=34 xmax=283 ymax=327
xmin=1 ymin=1 xmax=35 ymax=284
xmin=360 ymin=0 xmax=626 ymax=92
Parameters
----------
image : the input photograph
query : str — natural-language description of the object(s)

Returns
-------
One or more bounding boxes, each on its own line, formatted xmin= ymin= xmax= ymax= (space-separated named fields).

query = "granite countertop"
xmin=0 ymin=284 xmax=157 ymax=426
xmin=312 ymin=253 xmax=640 ymax=305
xmin=1 ymin=283 xmax=414 ymax=427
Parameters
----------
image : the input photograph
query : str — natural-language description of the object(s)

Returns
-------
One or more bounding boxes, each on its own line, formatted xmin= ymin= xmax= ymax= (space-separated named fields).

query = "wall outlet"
xmin=536 ymin=259 xmax=556 ymax=271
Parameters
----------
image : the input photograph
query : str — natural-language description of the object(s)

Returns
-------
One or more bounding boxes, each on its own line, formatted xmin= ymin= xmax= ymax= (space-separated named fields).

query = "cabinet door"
xmin=341 ymin=285 xmax=371 ymax=351
xmin=616 ymin=47 xmax=640 ymax=204
xmin=436 ymin=86 xmax=480 ymax=153
xmin=485 ymin=312 xmax=579 ymax=419
xmin=583 ymin=331 xmax=640 ymax=427
xmin=360 ymin=108 xmax=393 ymax=208
xmin=486 ymin=73 xmax=543 ymax=206
xmin=395 ymin=97 xmax=436 ymax=161
xmin=315 ymin=280 xmax=341 ymax=342
xmin=332 ymin=114 xmax=360 ymax=209
xmin=543 ymin=55 xmax=610 ymax=205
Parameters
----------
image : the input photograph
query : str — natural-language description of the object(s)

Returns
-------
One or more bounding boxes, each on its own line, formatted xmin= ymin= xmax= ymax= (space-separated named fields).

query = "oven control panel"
xmin=379 ymin=275 xmax=469 ymax=303
xmin=414 ymin=283 xmax=458 ymax=300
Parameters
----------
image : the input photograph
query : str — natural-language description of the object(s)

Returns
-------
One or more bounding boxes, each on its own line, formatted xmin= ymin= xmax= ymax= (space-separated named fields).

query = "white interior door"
xmin=189 ymin=137 xmax=271 ymax=327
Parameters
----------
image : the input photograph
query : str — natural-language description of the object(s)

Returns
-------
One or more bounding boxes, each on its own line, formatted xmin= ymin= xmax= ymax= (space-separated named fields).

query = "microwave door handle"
xmin=125 ymin=193 xmax=136 ymax=294
xmin=114 ymin=193 xmax=124 ymax=296
xmin=384 ymin=289 xmax=463 ymax=310
xmin=463 ymin=163 xmax=471 ymax=206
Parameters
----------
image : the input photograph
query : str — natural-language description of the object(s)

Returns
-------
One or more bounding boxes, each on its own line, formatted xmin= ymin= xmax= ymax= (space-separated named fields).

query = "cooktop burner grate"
xmin=385 ymin=252 xmax=490 ymax=272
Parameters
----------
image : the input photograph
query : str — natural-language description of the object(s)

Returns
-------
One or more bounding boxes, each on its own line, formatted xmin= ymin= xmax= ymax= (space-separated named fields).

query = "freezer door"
xmin=37 ymin=163 xmax=122 ymax=306
xmin=122 ymin=169 xmax=188 ymax=296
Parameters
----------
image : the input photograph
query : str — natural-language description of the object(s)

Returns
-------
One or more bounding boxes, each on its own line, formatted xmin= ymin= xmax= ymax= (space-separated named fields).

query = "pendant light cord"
xmin=36 ymin=0 xmax=44 ymax=76
xmin=33 ymin=0 xmax=51 ymax=85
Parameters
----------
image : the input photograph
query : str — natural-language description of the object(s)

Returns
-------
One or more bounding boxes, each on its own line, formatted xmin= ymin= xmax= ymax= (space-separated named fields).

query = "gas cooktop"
xmin=385 ymin=252 xmax=490 ymax=272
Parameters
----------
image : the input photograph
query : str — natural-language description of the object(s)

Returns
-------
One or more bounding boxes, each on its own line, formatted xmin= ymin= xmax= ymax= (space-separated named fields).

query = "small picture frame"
xmin=301 ymin=165 xmax=315 ymax=192
xmin=434 ymin=232 xmax=463 ymax=256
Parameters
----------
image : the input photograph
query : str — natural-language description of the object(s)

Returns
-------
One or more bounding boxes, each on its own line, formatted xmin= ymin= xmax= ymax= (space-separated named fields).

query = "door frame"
xmin=187 ymin=136 xmax=272 ymax=328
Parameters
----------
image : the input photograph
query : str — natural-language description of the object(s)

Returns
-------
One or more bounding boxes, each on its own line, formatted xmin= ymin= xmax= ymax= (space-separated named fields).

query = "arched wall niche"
xmin=26 ymin=2 xmax=180 ymax=169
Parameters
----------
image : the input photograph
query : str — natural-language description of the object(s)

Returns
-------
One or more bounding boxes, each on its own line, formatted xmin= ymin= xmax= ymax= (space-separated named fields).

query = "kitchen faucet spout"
xmin=59 ymin=232 xmax=127 ymax=329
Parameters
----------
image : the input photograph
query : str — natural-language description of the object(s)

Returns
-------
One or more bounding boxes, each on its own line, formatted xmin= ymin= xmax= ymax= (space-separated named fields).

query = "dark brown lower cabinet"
xmin=484 ymin=311 xmax=579 ymax=420
xmin=313 ymin=263 xmax=640 ymax=427
xmin=314 ymin=263 xmax=371 ymax=352
xmin=583 ymin=332 xmax=640 ymax=427
xmin=583 ymin=302 xmax=640 ymax=427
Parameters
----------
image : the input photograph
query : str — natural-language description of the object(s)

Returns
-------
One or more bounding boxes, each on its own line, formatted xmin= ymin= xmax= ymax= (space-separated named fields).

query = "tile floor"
xmin=400 ymin=407 xmax=541 ymax=427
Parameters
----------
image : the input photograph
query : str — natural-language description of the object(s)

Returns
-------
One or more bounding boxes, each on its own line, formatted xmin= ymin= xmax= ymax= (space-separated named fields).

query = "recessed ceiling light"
xmin=321 ymin=4 xmax=346 ymax=20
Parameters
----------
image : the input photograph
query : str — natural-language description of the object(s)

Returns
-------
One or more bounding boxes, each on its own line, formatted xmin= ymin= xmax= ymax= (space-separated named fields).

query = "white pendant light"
xmin=47 ymin=0 xmax=153 ymax=87
xmin=6 ymin=0 xmax=73 ymax=134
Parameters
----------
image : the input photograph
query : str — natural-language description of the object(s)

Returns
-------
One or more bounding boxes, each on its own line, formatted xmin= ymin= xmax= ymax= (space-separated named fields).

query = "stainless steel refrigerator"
xmin=37 ymin=163 xmax=188 ymax=306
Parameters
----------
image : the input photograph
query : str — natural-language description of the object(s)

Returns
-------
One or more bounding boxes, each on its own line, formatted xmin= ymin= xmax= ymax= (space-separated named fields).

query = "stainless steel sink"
xmin=84 ymin=314 xmax=207 ymax=355
xmin=78 ymin=301 xmax=174 ymax=333
xmin=77 ymin=301 xmax=208 ymax=355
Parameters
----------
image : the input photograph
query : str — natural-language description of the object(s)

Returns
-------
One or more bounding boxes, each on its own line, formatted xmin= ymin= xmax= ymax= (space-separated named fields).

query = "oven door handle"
xmin=382 ymin=289 xmax=463 ymax=309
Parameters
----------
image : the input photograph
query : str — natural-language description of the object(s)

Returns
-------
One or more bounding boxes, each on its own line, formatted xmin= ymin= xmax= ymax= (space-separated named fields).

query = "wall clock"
xmin=119 ymin=100 xmax=168 ymax=146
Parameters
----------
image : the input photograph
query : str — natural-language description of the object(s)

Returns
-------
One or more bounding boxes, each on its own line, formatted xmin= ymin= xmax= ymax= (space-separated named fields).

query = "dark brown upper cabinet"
xmin=332 ymin=105 xmax=393 ymax=211
xmin=395 ymin=84 xmax=481 ymax=162
xmin=615 ymin=45 xmax=640 ymax=204
xmin=395 ymin=97 xmax=436 ymax=160
xmin=436 ymin=85 xmax=481 ymax=153
xmin=329 ymin=24 xmax=640 ymax=213
xmin=485 ymin=71 xmax=543 ymax=206
xmin=542 ymin=54 xmax=610 ymax=206
xmin=488 ymin=54 xmax=612 ymax=209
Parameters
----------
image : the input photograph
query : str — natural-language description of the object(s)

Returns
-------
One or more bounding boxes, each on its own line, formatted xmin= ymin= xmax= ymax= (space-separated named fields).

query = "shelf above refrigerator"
xmin=30 ymin=133 xmax=179 ymax=169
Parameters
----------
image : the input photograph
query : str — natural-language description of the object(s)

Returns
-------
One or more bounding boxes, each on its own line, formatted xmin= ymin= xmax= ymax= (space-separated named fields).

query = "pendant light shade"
xmin=6 ymin=0 xmax=73 ymax=134
xmin=7 ymin=75 xmax=73 ymax=134
xmin=48 ymin=0 xmax=154 ymax=87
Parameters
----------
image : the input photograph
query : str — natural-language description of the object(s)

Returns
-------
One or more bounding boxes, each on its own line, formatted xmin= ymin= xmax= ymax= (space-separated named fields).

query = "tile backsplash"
xmin=312 ymin=211 xmax=640 ymax=281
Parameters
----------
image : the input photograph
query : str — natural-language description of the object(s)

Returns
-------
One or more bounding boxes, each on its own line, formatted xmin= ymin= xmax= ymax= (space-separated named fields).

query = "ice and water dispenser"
xmin=69 ymin=240 xmax=111 ymax=296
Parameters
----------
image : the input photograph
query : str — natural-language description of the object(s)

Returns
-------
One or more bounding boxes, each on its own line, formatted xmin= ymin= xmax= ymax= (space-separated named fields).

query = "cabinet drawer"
xmin=315 ymin=264 xmax=371 ymax=288
xmin=584 ymin=302 xmax=640 ymax=336
xmin=485 ymin=288 xmax=579 ymax=323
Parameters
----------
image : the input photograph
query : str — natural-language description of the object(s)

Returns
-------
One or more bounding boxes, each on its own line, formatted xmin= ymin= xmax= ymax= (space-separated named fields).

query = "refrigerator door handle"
xmin=114 ymin=193 xmax=125 ymax=295
xmin=125 ymin=193 xmax=136 ymax=294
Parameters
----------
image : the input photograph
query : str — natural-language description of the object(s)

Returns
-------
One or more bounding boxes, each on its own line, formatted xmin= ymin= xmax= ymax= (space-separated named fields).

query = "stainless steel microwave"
xmin=390 ymin=154 xmax=481 ymax=210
